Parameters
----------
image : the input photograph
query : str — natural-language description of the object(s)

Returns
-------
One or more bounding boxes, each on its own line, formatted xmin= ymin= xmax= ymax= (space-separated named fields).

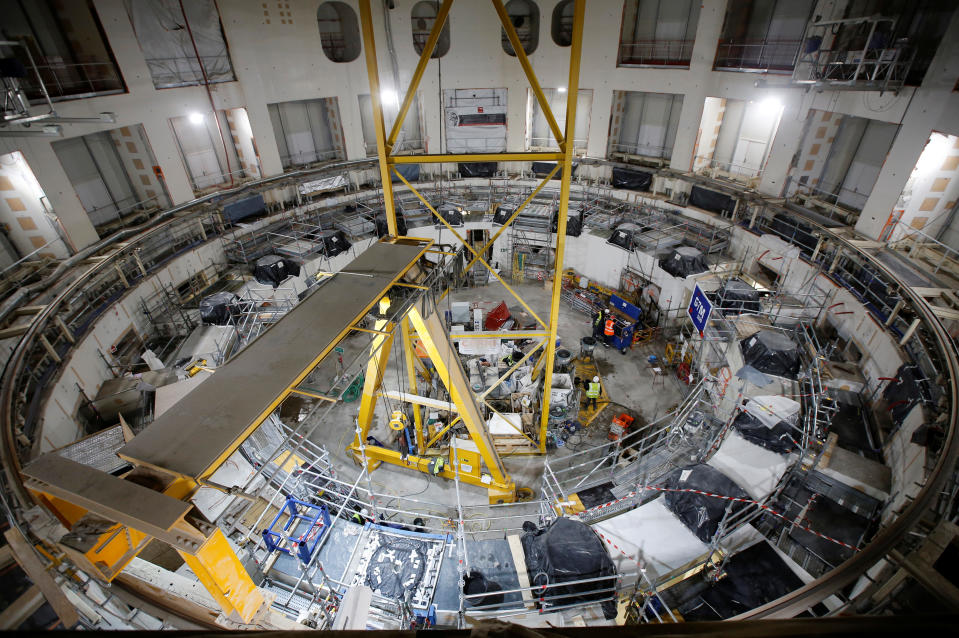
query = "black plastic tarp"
xmin=788 ymin=495 xmax=868 ymax=565
xmin=374 ymin=214 xmax=407 ymax=238
xmin=659 ymin=246 xmax=708 ymax=277
xmin=607 ymin=222 xmax=644 ymax=251
xmin=520 ymin=517 xmax=617 ymax=619
xmin=768 ymin=213 xmax=817 ymax=256
xmin=714 ymin=278 xmax=761 ymax=314
xmin=611 ymin=167 xmax=653 ymax=192
xmin=881 ymin=364 xmax=927 ymax=427
xmin=253 ymin=254 xmax=300 ymax=288
xmin=492 ymin=206 xmax=512 ymax=225
xmin=689 ymin=186 xmax=735 ymax=217
xmin=436 ymin=204 xmax=464 ymax=227
xmin=732 ymin=396 xmax=801 ymax=454
xmin=459 ymin=162 xmax=497 ymax=178
xmin=531 ymin=161 xmax=577 ymax=179
xmin=391 ymin=163 xmax=420 ymax=183
xmin=320 ymin=229 xmax=352 ymax=256
xmin=552 ymin=211 xmax=582 ymax=237
xmin=680 ymin=541 xmax=810 ymax=620
xmin=222 ymin=194 xmax=266 ymax=222
xmin=199 ymin=292 xmax=240 ymax=325
xmin=660 ymin=464 xmax=749 ymax=543
xmin=740 ymin=330 xmax=801 ymax=379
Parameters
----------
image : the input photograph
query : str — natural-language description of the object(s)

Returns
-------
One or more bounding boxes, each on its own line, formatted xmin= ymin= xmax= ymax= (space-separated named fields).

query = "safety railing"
xmin=618 ymin=39 xmax=695 ymax=67
xmin=714 ymin=39 xmax=803 ymax=73
xmin=15 ymin=59 xmax=124 ymax=101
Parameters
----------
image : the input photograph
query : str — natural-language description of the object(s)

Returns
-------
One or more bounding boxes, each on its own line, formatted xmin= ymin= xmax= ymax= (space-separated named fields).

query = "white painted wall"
xmin=2 ymin=0 xmax=958 ymax=251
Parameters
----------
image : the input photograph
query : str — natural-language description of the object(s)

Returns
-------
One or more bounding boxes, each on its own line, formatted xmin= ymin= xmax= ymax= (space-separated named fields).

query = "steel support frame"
xmin=358 ymin=0 xmax=585 ymax=454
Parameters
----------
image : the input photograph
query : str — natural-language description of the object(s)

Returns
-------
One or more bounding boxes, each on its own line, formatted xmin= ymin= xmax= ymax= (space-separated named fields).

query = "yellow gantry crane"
xmin=17 ymin=0 xmax=586 ymax=624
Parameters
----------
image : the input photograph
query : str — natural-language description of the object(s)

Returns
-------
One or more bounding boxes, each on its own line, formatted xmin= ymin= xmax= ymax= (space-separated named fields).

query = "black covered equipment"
xmin=611 ymin=166 xmax=653 ymax=191
xmin=659 ymin=246 xmax=708 ymax=277
xmin=661 ymin=464 xmax=749 ymax=543
xmin=740 ymin=330 xmax=801 ymax=378
xmin=459 ymin=162 xmax=497 ymax=178
xmin=715 ymin=278 xmax=761 ymax=314
xmin=199 ymin=292 xmax=241 ymax=325
xmin=253 ymin=254 xmax=301 ymax=288
xmin=374 ymin=214 xmax=407 ymax=237
xmin=520 ymin=517 xmax=617 ymax=619
xmin=435 ymin=204 xmax=464 ymax=227
xmin=688 ymin=186 xmax=735 ymax=216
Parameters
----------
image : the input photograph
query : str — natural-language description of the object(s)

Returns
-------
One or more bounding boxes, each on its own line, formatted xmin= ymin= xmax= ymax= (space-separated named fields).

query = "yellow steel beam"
xmin=354 ymin=313 xmax=395 ymax=447
xmin=401 ymin=316 xmax=425 ymax=454
xmin=462 ymin=165 xmax=559 ymax=274
xmin=387 ymin=0 xmax=454 ymax=150
xmin=449 ymin=330 xmax=549 ymax=339
xmin=177 ymin=528 xmax=265 ymax=623
xmin=407 ymin=297 xmax=510 ymax=486
xmin=491 ymin=0 xmax=564 ymax=149
xmin=392 ymin=167 xmax=547 ymax=328
xmin=391 ymin=152 xmax=563 ymax=164
xmin=478 ymin=338 xmax=545 ymax=400
xmin=358 ymin=0 xmax=399 ymax=235
xmin=426 ymin=416 xmax=462 ymax=448
xmin=538 ymin=0 xmax=585 ymax=452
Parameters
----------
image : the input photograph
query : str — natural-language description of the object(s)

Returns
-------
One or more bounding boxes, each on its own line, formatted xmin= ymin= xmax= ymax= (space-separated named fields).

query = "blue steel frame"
xmin=262 ymin=496 xmax=332 ymax=564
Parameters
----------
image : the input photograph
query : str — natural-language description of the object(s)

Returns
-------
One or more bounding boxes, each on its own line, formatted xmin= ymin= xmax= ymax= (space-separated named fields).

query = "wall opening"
xmin=170 ymin=107 xmax=260 ymax=194
xmin=617 ymin=0 xmax=701 ymax=67
xmin=125 ymin=0 xmax=236 ymax=89
xmin=267 ymin=98 xmax=346 ymax=168
xmin=551 ymin=0 xmax=574 ymax=47
xmin=0 ymin=151 xmax=69 ymax=264
xmin=694 ymin=96 xmax=784 ymax=181
xmin=51 ymin=124 xmax=170 ymax=231
xmin=526 ymin=88 xmax=591 ymax=152
xmin=889 ymin=132 xmax=959 ymax=247
xmin=714 ymin=0 xmax=815 ymax=73
xmin=501 ymin=0 xmax=539 ymax=57
xmin=411 ymin=1 xmax=450 ymax=58
xmin=0 ymin=0 xmax=125 ymax=101
xmin=443 ymin=89 xmax=507 ymax=154
xmin=359 ymin=93 xmax=424 ymax=156
xmin=607 ymin=90 xmax=683 ymax=160
xmin=317 ymin=1 xmax=362 ymax=63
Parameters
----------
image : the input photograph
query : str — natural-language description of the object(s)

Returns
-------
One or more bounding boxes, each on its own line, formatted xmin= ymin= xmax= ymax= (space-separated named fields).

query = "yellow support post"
xmin=538 ymin=0 xmax=585 ymax=452
xmin=401 ymin=316 xmax=425 ymax=454
xmin=178 ymin=528 xmax=266 ymax=623
xmin=358 ymin=0 xmax=399 ymax=235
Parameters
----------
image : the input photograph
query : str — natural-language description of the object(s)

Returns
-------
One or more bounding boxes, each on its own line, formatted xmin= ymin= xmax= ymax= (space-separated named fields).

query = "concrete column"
xmin=670 ymin=0 xmax=728 ymax=172
xmin=855 ymin=10 xmax=959 ymax=239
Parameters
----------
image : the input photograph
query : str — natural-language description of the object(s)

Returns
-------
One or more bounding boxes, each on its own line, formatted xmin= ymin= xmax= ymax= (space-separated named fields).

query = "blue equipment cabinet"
xmin=606 ymin=294 xmax=643 ymax=354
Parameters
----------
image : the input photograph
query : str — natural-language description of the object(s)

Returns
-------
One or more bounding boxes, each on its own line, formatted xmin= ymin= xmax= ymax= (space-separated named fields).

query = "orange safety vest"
xmin=604 ymin=318 xmax=615 ymax=336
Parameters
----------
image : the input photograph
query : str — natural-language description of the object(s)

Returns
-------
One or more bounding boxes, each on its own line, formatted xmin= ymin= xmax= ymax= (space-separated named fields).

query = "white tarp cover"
xmin=297 ymin=175 xmax=348 ymax=195
xmin=708 ymin=430 xmax=792 ymax=500
xmin=742 ymin=395 xmax=800 ymax=429
xmin=126 ymin=0 xmax=235 ymax=88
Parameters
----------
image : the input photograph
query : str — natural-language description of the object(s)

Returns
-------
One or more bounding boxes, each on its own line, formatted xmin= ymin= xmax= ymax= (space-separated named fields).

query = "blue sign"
xmin=688 ymin=285 xmax=712 ymax=337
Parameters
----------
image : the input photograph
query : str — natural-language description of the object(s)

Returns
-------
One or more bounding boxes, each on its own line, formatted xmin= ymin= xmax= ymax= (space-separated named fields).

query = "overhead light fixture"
xmin=757 ymin=97 xmax=782 ymax=115
xmin=380 ymin=89 xmax=399 ymax=108
xmin=188 ymin=112 xmax=205 ymax=125
xmin=557 ymin=87 xmax=567 ymax=93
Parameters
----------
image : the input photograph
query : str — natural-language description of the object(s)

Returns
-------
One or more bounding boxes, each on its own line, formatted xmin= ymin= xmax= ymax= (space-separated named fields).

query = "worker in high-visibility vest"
xmin=592 ymin=309 xmax=605 ymax=340
xmin=585 ymin=376 xmax=601 ymax=410
xmin=603 ymin=315 xmax=616 ymax=347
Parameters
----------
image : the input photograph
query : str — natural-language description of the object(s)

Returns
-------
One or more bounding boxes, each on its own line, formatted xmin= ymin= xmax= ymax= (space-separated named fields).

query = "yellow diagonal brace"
xmin=484 ymin=401 xmax=538 ymax=447
xmin=479 ymin=339 xmax=545 ymax=400
xmin=388 ymin=0 xmax=454 ymax=150
xmin=401 ymin=316 xmax=425 ymax=454
xmin=408 ymin=297 xmax=509 ymax=485
xmin=538 ymin=0 xmax=585 ymax=452
xmin=426 ymin=415 xmax=462 ymax=448
xmin=358 ymin=0 xmax=399 ymax=235
xmin=492 ymin=0 xmax=564 ymax=150
xmin=463 ymin=165 xmax=559 ymax=273
xmin=354 ymin=315 xmax=395 ymax=447
xmin=392 ymin=167 xmax=547 ymax=328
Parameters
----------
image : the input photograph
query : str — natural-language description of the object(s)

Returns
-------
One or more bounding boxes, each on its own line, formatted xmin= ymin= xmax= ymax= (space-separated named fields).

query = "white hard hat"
xmin=593 ymin=376 xmax=599 ymax=383
xmin=360 ymin=508 xmax=369 ymax=517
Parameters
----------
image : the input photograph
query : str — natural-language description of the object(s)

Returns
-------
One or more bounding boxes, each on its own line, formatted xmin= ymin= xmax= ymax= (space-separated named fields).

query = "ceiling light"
xmin=758 ymin=97 xmax=782 ymax=115
xmin=557 ymin=87 xmax=567 ymax=93
xmin=188 ymin=112 xmax=205 ymax=125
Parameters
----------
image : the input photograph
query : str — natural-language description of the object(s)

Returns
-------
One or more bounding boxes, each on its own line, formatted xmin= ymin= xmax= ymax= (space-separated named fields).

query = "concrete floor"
xmin=285 ymin=279 xmax=686 ymax=523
